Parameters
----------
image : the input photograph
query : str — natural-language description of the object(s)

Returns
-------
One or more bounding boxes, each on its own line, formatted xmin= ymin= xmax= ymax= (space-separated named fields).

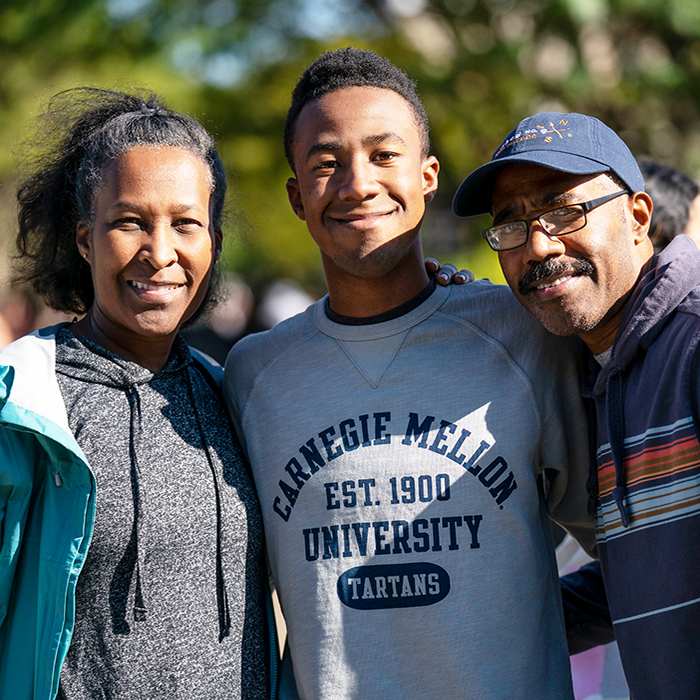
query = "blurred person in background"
xmin=254 ymin=280 xmax=315 ymax=331
xmin=0 ymin=88 xmax=276 ymax=699
xmin=181 ymin=273 xmax=256 ymax=365
xmin=0 ymin=287 xmax=40 ymax=347
xmin=556 ymin=534 xmax=629 ymax=700
xmin=182 ymin=276 xmax=315 ymax=366
xmin=638 ymin=158 xmax=700 ymax=252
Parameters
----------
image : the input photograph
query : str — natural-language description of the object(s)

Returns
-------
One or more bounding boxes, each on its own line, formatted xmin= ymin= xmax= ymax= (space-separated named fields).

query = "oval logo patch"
xmin=337 ymin=562 xmax=450 ymax=610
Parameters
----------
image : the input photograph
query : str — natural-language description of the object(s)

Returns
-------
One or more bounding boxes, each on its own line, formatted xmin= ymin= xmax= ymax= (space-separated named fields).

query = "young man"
xmin=225 ymin=50 xmax=594 ymax=700
xmin=453 ymin=112 xmax=700 ymax=700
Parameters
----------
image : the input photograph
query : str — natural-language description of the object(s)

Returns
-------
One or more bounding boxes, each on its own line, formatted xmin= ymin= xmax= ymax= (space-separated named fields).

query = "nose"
xmin=523 ymin=219 xmax=566 ymax=262
xmin=338 ymin=157 xmax=381 ymax=201
xmin=140 ymin=222 xmax=178 ymax=269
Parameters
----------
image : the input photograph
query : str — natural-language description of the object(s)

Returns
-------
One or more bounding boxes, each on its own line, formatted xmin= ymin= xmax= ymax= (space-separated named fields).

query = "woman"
xmin=0 ymin=89 xmax=276 ymax=699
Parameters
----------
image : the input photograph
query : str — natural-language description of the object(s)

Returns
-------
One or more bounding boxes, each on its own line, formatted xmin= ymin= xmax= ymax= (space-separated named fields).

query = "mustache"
xmin=518 ymin=258 xmax=594 ymax=295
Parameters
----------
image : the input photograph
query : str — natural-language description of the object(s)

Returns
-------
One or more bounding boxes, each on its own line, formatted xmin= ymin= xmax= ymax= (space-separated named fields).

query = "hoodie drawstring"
xmin=185 ymin=369 xmax=232 ymax=642
xmin=109 ymin=364 xmax=230 ymax=640
xmin=109 ymin=385 xmax=148 ymax=633
xmin=126 ymin=386 xmax=149 ymax=621
xmin=605 ymin=368 xmax=631 ymax=528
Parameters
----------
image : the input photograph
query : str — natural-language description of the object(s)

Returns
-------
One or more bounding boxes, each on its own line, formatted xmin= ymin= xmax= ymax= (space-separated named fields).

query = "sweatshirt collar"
xmin=314 ymin=282 xmax=451 ymax=341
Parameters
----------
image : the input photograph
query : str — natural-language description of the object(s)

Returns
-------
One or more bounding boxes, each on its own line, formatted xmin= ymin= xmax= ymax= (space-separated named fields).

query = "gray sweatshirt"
xmin=225 ymin=281 xmax=595 ymax=700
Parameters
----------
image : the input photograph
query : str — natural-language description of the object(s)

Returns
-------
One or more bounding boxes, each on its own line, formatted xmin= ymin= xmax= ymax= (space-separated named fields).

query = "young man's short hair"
xmin=284 ymin=47 xmax=431 ymax=172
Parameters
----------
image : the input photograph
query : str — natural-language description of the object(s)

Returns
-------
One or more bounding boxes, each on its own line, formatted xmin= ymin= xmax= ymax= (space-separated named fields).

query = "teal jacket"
xmin=0 ymin=326 xmax=279 ymax=699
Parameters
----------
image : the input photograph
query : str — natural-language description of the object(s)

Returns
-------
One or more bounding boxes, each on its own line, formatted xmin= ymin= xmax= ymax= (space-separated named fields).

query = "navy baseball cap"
xmin=452 ymin=112 xmax=644 ymax=217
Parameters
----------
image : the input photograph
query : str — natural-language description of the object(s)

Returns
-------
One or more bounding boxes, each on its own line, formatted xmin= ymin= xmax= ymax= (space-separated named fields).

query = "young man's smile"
xmin=326 ymin=207 xmax=399 ymax=230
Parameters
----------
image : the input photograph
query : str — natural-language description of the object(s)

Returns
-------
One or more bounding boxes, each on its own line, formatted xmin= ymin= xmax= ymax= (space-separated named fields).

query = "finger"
xmin=454 ymin=269 xmax=475 ymax=284
xmin=436 ymin=263 xmax=458 ymax=286
xmin=424 ymin=257 xmax=440 ymax=274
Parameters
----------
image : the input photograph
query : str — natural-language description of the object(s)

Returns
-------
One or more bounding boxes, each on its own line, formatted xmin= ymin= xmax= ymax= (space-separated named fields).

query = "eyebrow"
xmin=364 ymin=132 xmax=407 ymax=147
xmin=110 ymin=202 xmax=204 ymax=214
xmin=493 ymin=191 xmax=577 ymax=225
xmin=304 ymin=132 xmax=407 ymax=163
xmin=305 ymin=141 xmax=342 ymax=161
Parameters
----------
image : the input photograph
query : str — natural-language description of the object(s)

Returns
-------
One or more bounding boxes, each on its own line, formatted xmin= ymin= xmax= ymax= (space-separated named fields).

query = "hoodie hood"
xmin=55 ymin=331 xmax=193 ymax=389
xmin=585 ymin=235 xmax=700 ymax=527
xmin=592 ymin=235 xmax=700 ymax=396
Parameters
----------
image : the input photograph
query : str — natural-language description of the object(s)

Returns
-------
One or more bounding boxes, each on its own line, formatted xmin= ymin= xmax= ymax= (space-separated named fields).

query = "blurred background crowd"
xmin=4 ymin=1 xmax=700 ymax=697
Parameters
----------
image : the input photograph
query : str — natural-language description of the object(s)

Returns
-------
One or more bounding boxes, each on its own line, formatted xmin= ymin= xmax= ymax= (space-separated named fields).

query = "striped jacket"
xmin=567 ymin=234 xmax=700 ymax=699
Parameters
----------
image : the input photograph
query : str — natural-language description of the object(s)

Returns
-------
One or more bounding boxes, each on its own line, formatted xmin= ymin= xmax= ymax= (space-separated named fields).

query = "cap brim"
xmin=452 ymin=151 xmax=613 ymax=217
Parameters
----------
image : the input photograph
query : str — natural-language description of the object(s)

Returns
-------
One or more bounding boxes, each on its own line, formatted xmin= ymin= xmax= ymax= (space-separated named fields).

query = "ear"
xmin=213 ymin=228 xmax=223 ymax=263
xmin=76 ymin=221 xmax=91 ymax=261
xmin=630 ymin=191 xmax=653 ymax=244
xmin=286 ymin=177 xmax=306 ymax=221
xmin=422 ymin=156 xmax=439 ymax=203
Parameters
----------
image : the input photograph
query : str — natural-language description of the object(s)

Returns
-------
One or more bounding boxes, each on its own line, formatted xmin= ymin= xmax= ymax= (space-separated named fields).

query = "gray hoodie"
xmin=54 ymin=328 xmax=268 ymax=700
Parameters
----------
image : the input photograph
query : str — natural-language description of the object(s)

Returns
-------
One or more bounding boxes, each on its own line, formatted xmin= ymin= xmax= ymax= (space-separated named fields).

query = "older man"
xmin=454 ymin=112 xmax=700 ymax=700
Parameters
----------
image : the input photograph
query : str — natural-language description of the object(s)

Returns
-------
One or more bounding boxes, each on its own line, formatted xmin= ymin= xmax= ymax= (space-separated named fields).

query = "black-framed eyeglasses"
xmin=482 ymin=190 xmax=630 ymax=252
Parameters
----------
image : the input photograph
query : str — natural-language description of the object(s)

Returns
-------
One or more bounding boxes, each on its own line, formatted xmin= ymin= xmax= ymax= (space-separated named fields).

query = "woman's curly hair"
xmin=14 ymin=87 xmax=227 ymax=319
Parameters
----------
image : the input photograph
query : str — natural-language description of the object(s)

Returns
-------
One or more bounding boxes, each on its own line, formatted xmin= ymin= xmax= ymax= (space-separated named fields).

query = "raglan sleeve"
xmin=523 ymin=328 xmax=613 ymax=647
xmin=534 ymin=332 xmax=598 ymax=558
xmin=224 ymin=335 xmax=304 ymax=700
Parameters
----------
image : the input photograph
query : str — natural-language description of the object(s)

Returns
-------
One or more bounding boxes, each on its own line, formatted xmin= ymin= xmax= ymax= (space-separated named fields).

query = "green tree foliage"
xmin=3 ymin=0 xmax=700 ymax=286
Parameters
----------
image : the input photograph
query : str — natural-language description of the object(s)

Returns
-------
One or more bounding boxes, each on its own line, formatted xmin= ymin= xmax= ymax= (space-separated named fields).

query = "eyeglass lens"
xmin=486 ymin=204 xmax=586 ymax=251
